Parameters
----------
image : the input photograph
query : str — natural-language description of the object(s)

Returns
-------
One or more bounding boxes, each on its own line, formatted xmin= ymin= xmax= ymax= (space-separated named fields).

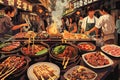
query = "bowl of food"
xmin=27 ymin=62 xmax=60 ymax=80
xmin=0 ymin=41 xmax=21 ymax=54
xmin=101 ymin=44 xmax=120 ymax=57
xmin=50 ymin=43 xmax=79 ymax=60
xmin=0 ymin=54 xmax=31 ymax=79
xmin=82 ymin=51 xmax=113 ymax=68
xmin=49 ymin=43 xmax=79 ymax=69
xmin=77 ymin=42 xmax=96 ymax=52
xmin=21 ymin=42 xmax=49 ymax=57
xmin=64 ymin=66 xmax=97 ymax=80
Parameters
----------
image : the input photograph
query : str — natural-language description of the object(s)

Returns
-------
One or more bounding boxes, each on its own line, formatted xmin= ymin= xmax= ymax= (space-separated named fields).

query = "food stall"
xmin=0 ymin=0 xmax=120 ymax=80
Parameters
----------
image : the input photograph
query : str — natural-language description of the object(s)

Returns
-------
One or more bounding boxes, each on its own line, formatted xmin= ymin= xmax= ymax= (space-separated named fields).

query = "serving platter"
xmin=27 ymin=62 xmax=60 ymax=80
xmin=77 ymin=42 xmax=96 ymax=52
xmin=64 ymin=66 xmax=97 ymax=80
xmin=101 ymin=44 xmax=120 ymax=57
xmin=82 ymin=52 xmax=114 ymax=68
xmin=0 ymin=41 xmax=21 ymax=54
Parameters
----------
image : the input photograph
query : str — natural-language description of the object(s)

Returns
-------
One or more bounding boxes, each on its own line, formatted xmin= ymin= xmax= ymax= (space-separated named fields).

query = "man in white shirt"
xmin=81 ymin=6 xmax=99 ymax=36
xmin=85 ymin=6 xmax=115 ymax=44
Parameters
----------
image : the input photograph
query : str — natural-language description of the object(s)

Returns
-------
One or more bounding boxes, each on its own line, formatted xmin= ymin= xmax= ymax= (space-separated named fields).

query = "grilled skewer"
xmin=1 ymin=68 xmax=17 ymax=80
xmin=42 ymin=65 xmax=58 ymax=79
xmin=62 ymin=57 xmax=66 ymax=66
xmin=63 ymin=57 xmax=70 ymax=69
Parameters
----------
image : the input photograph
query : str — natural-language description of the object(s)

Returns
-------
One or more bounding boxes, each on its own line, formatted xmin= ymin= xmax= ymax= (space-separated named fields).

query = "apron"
xmin=85 ymin=18 xmax=96 ymax=36
xmin=77 ymin=21 xmax=82 ymax=33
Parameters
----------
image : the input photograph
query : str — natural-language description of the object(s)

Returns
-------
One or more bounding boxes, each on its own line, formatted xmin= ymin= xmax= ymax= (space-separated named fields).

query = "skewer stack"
xmin=33 ymin=64 xmax=58 ymax=80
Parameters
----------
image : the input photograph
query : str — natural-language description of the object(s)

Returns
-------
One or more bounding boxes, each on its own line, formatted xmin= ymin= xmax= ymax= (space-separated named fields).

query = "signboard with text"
xmin=0 ymin=0 xmax=32 ymax=11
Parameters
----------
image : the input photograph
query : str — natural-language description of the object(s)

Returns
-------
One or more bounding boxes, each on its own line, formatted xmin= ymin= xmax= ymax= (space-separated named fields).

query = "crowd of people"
xmin=0 ymin=5 xmax=120 ymax=45
xmin=60 ymin=5 xmax=120 ymax=45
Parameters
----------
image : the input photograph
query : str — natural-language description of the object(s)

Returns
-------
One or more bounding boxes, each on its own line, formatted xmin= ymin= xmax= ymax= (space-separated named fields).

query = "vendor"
xmin=116 ymin=14 xmax=120 ymax=46
xmin=36 ymin=16 xmax=45 ymax=32
xmin=0 ymin=6 xmax=28 ymax=37
xmin=68 ymin=17 xmax=77 ymax=33
xmin=85 ymin=6 xmax=116 ymax=44
xmin=81 ymin=6 xmax=98 ymax=36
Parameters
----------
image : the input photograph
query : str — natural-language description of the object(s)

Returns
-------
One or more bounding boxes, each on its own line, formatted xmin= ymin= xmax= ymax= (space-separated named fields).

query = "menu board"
xmin=0 ymin=0 xmax=32 ymax=11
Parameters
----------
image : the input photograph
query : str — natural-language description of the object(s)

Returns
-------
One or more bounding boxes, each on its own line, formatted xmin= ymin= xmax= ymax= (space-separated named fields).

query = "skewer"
xmin=32 ymin=37 xmax=34 ymax=54
xmin=1 ymin=68 xmax=17 ymax=80
xmin=0 ymin=66 xmax=15 ymax=78
xmin=36 ymin=67 xmax=44 ymax=80
xmin=0 ymin=65 xmax=7 ymax=75
xmin=39 ymin=65 xmax=54 ymax=80
xmin=42 ymin=65 xmax=58 ymax=79
xmin=63 ymin=57 xmax=70 ymax=69
xmin=62 ymin=57 xmax=66 ymax=66
xmin=0 ymin=57 xmax=20 ymax=78
xmin=28 ymin=37 xmax=30 ymax=54
xmin=65 ymin=39 xmax=67 ymax=43
xmin=61 ymin=39 xmax=64 ymax=43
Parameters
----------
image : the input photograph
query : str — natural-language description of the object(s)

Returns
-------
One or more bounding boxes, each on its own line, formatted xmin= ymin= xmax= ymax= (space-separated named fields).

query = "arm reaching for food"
xmin=85 ymin=27 xmax=98 ymax=35
xmin=12 ymin=23 xmax=29 ymax=30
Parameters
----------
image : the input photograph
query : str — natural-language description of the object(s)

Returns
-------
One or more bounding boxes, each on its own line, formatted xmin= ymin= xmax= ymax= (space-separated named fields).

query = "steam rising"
xmin=51 ymin=0 xmax=69 ymax=28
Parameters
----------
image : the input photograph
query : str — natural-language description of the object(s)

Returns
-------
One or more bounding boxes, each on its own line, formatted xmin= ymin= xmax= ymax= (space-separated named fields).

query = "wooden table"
xmin=14 ymin=55 xmax=119 ymax=80
xmin=1 ymin=39 xmax=119 ymax=80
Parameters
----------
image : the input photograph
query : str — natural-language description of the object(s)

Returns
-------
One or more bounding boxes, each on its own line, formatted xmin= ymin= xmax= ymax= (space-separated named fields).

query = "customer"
xmin=78 ymin=15 xmax=83 ymax=33
xmin=68 ymin=17 xmax=77 ymax=33
xmin=81 ymin=6 xmax=98 ymax=36
xmin=116 ymin=14 xmax=120 ymax=46
xmin=0 ymin=6 xmax=28 ymax=37
xmin=85 ymin=6 xmax=116 ymax=44
xmin=60 ymin=17 xmax=68 ymax=32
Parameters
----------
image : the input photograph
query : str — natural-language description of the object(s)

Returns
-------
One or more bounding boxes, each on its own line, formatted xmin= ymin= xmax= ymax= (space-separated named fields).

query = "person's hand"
xmin=22 ymin=23 xmax=29 ymax=26
xmin=85 ymin=31 xmax=90 ymax=35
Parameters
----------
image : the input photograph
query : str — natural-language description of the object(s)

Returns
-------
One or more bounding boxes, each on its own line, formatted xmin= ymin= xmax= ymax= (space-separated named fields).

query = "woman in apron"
xmin=81 ymin=6 xmax=98 ymax=36
xmin=85 ymin=18 xmax=96 ymax=35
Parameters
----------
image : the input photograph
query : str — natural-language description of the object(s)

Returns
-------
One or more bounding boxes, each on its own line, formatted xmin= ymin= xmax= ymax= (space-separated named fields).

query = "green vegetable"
xmin=35 ymin=48 xmax=48 ymax=55
xmin=53 ymin=45 xmax=66 ymax=54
